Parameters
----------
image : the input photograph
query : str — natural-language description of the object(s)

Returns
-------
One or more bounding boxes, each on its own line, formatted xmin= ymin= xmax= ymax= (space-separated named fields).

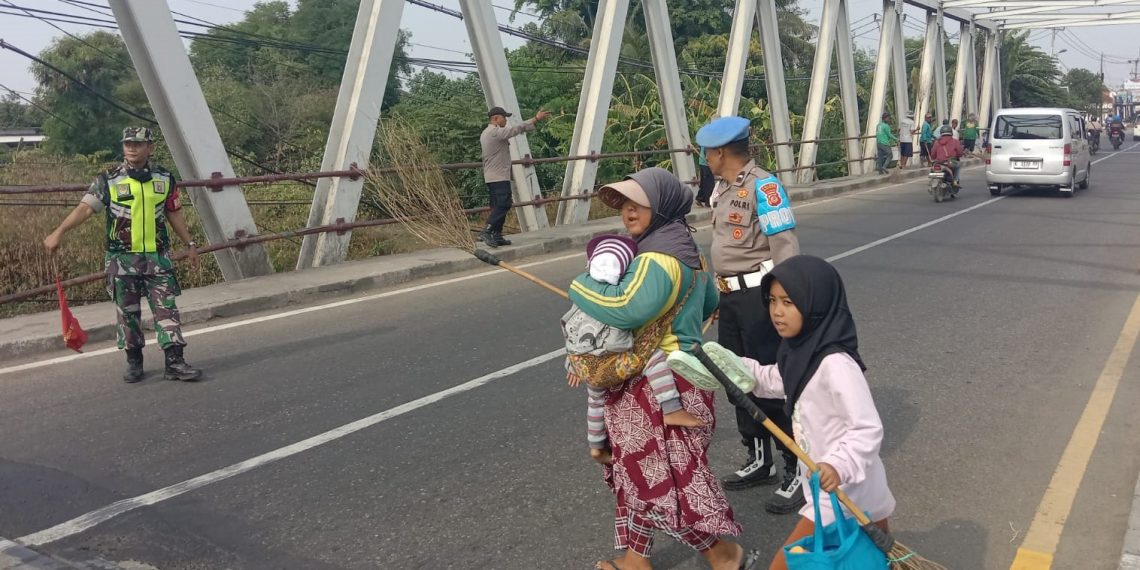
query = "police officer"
xmin=478 ymin=105 xmax=550 ymax=248
xmin=43 ymin=127 xmax=202 ymax=383
xmin=696 ymin=116 xmax=804 ymax=514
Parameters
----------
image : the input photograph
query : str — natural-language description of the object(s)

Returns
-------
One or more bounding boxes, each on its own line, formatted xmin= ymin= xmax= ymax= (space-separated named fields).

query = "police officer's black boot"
xmin=164 ymin=345 xmax=202 ymax=382
xmin=479 ymin=225 xmax=498 ymax=248
xmin=123 ymin=348 xmax=144 ymax=383
xmin=491 ymin=231 xmax=512 ymax=247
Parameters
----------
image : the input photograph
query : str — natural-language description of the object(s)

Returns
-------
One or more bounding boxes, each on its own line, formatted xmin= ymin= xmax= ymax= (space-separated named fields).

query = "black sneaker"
xmin=721 ymin=442 xmax=777 ymax=490
xmin=765 ymin=469 xmax=806 ymax=514
xmin=480 ymin=230 xmax=499 ymax=249
xmin=491 ymin=232 xmax=512 ymax=247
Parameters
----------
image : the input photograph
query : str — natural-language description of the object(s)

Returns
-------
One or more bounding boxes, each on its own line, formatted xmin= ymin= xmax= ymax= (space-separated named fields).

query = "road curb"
xmin=1119 ymin=471 xmax=1140 ymax=569
xmin=1 ymin=538 xmax=78 ymax=570
xmin=0 ymin=171 xmax=929 ymax=362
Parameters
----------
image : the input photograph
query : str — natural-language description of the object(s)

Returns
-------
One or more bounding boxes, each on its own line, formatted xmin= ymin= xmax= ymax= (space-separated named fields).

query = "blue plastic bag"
xmin=783 ymin=472 xmax=889 ymax=570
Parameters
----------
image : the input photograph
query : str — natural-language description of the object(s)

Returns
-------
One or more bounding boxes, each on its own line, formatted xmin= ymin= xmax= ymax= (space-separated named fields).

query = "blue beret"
xmin=695 ymin=116 xmax=751 ymax=148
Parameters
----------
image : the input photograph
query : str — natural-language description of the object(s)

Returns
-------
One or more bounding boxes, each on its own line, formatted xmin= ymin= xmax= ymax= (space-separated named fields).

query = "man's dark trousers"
xmin=485 ymin=181 xmax=512 ymax=233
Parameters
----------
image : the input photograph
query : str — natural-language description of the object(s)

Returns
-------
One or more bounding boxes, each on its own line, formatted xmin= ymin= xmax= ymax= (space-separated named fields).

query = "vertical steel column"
xmin=932 ymin=11 xmax=949 ymax=123
xmin=950 ymin=21 xmax=972 ymax=123
xmin=912 ymin=10 xmax=939 ymax=145
xmin=298 ymin=0 xmax=405 ymax=269
xmin=556 ymin=0 xmax=630 ymax=225
xmin=718 ymin=0 xmax=758 ymax=117
xmin=965 ymin=24 xmax=980 ymax=118
xmin=643 ymin=1 xmax=696 ymax=186
xmin=978 ymin=30 xmax=996 ymax=129
xmin=890 ymin=0 xmax=911 ymax=146
xmin=863 ymin=0 xmax=899 ymax=168
xmin=796 ymin=0 xmax=842 ymax=184
xmin=834 ymin=0 xmax=863 ymax=176
xmin=993 ymin=31 xmax=1004 ymax=111
xmin=109 ymin=0 xmax=273 ymax=280
xmin=757 ymin=0 xmax=796 ymax=180
xmin=461 ymin=0 xmax=548 ymax=232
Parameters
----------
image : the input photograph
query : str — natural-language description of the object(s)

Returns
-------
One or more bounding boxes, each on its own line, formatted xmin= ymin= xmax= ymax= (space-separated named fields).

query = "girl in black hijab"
xmin=691 ymin=256 xmax=895 ymax=570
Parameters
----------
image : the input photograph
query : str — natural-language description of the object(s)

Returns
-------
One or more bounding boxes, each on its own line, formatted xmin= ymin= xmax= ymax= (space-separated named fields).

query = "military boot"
xmin=164 ymin=345 xmax=202 ymax=381
xmin=123 ymin=348 xmax=144 ymax=383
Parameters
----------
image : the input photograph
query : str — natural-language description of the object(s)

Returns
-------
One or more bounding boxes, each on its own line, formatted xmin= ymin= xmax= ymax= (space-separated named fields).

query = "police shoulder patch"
xmin=754 ymin=175 xmax=795 ymax=236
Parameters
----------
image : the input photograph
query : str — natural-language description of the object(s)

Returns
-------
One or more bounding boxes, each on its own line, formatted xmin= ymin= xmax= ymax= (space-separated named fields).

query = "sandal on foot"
xmin=700 ymin=342 xmax=757 ymax=393
xmin=666 ymin=350 xmax=721 ymax=391
xmin=740 ymin=548 xmax=761 ymax=570
xmin=595 ymin=560 xmax=623 ymax=570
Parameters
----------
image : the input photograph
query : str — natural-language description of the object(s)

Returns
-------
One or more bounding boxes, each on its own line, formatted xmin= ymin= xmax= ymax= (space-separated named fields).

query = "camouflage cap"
xmin=121 ymin=127 xmax=154 ymax=142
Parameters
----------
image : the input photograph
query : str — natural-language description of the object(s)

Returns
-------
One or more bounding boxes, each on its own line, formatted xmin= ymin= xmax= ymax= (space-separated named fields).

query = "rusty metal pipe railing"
xmin=0 ymin=190 xmax=609 ymax=306
xmin=1 ymin=133 xmax=897 ymax=196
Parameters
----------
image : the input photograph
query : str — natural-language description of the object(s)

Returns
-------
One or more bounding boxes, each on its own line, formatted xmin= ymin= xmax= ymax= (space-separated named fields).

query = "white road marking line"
xmin=16 ymin=348 xmax=566 ymax=547
xmin=0 ymin=253 xmax=583 ymax=376
xmin=828 ymin=196 xmax=1005 ymax=262
xmin=14 ymin=175 xmax=1014 ymax=546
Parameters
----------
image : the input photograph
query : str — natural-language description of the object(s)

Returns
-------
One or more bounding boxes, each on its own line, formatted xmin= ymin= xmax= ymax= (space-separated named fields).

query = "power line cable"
xmin=0 ymin=81 xmax=76 ymax=128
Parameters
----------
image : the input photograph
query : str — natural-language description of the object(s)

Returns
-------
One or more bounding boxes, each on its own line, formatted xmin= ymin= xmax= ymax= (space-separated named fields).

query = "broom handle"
xmin=498 ymin=261 xmax=570 ymax=299
xmin=471 ymin=250 xmax=715 ymax=330
xmin=691 ymin=344 xmax=875 ymax=527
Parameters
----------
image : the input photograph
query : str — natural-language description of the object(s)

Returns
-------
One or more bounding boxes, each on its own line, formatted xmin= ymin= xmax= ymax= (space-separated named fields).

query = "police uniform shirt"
xmin=480 ymin=120 xmax=536 ymax=184
xmin=710 ymin=160 xmax=799 ymax=276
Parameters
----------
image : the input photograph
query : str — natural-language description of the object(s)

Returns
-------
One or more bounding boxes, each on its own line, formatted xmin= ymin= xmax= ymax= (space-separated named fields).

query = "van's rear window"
xmin=993 ymin=115 xmax=1063 ymax=140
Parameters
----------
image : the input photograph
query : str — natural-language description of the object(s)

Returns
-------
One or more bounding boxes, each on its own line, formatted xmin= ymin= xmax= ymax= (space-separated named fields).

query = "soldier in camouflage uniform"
xmin=44 ymin=127 xmax=203 ymax=383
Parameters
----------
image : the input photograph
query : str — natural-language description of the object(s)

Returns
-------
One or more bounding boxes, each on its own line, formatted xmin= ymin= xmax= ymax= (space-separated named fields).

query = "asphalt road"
xmin=3 ymin=149 xmax=1140 ymax=570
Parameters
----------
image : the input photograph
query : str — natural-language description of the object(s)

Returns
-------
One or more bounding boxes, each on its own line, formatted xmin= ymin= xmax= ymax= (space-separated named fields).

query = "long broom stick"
xmin=690 ymin=344 xmax=945 ymax=570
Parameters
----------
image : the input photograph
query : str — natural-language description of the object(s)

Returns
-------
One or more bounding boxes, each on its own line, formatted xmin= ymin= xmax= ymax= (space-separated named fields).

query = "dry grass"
xmin=366 ymin=119 xmax=477 ymax=253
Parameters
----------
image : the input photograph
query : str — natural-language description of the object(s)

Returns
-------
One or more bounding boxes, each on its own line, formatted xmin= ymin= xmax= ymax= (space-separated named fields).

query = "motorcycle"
xmin=928 ymin=160 xmax=958 ymax=203
xmin=1110 ymin=128 xmax=1124 ymax=150
xmin=1087 ymin=128 xmax=1100 ymax=155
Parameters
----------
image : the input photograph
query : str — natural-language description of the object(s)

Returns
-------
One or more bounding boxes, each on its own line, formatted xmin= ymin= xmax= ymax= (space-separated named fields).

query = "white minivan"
xmin=985 ymin=107 xmax=1091 ymax=197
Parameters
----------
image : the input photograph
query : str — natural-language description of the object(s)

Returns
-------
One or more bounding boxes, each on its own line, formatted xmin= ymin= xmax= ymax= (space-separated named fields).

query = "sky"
xmin=1 ymin=0 xmax=1138 ymax=103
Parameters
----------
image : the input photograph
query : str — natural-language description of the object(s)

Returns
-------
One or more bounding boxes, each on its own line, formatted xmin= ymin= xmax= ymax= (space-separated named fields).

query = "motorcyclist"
xmin=1088 ymin=116 xmax=1103 ymax=142
xmin=1108 ymin=116 xmax=1126 ymax=146
xmin=930 ymin=125 xmax=965 ymax=189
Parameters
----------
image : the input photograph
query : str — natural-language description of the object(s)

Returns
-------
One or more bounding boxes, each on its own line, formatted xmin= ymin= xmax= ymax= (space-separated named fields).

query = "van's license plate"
xmin=1012 ymin=160 xmax=1040 ymax=169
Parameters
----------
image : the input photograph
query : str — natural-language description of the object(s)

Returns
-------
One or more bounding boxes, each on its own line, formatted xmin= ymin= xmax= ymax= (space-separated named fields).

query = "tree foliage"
xmin=31 ymin=32 xmax=151 ymax=156
xmin=1001 ymin=30 xmax=1067 ymax=108
xmin=1062 ymin=68 xmax=1105 ymax=115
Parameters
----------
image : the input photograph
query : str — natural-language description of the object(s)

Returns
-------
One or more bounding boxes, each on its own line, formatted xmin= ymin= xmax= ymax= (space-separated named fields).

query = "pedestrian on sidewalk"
xmin=42 ymin=127 xmax=202 ymax=383
xmin=962 ymin=114 xmax=980 ymax=153
xmin=690 ymin=255 xmax=895 ymax=570
xmin=875 ymin=112 xmax=898 ymax=175
xmin=695 ymin=116 xmax=804 ymax=515
xmin=478 ymin=105 xmax=550 ymax=248
xmin=569 ymin=168 xmax=752 ymax=570
xmin=918 ymin=113 xmax=936 ymax=167
xmin=897 ymin=111 xmax=915 ymax=169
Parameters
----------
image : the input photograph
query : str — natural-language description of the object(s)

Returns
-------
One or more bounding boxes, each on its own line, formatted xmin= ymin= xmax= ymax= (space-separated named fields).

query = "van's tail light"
xmin=1064 ymin=143 xmax=1072 ymax=166
xmin=985 ymin=143 xmax=991 ymax=164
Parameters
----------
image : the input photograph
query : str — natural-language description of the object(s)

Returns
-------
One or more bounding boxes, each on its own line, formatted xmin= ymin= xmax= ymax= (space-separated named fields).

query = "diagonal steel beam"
xmin=110 ymin=0 xmax=274 ymax=280
xmin=556 ymin=0 xmax=629 ymax=225
xmin=299 ymin=0 xmax=405 ymax=269
xmin=643 ymin=0 xmax=697 ymax=187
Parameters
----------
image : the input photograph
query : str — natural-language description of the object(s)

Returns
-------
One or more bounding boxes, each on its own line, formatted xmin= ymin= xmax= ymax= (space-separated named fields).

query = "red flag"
xmin=56 ymin=277 xmax=87 ymax=353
